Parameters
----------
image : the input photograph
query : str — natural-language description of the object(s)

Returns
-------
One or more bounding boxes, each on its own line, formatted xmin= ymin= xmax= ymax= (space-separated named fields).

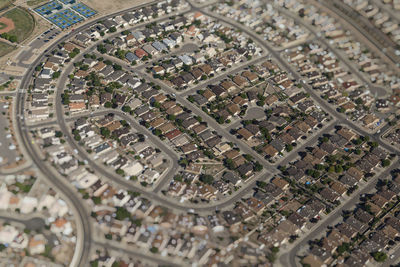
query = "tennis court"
xmin=34 ymin=0 xmax=97 ymax=29
xmin=34 ymin=0 xmax=63 ymax=16
xmin=71 ymin=3 xmax=96 ymax=18
xmin=48 ymin=8 xmax=84 ymax=29
xmin=58 ymin=0 xmax=76 ymax=5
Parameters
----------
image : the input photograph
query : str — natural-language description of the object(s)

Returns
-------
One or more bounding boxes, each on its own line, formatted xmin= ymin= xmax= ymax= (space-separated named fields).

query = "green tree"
xmin=369 ymin=141 xmax=379 ymax=148
xmin=116 ymin=168 xmax=124 ymax=175
xmin=372 ymin=251 xmax=387 ymax=262
xmin=121 ymin=105 xmax=131 ymax=113
xmin=382 ymin=159 xmax=391 ymax=167
xmin=105 ymin=233 xmax=112 ymax=240
xmin=55 ymin=131 xmax=63 ymax=138
xmin=200 ymin=174 xmax=214 ymax=184
xmin=328 ymin=165 xmax=335 ymax=173
xmin=52 ymin=71 xmax=61 ymax=79
xmin=225 ymin=158 xmax=235 ymax=170
xmin=97 ymin=44 xmax=106 ymax=54
xmin=271 ymin=246 xmax=279 ymax=253
xmin=254 ymin=161 xmax=263 ymax=172
xmin=154 ymin=129 xmax=162 ymax=136
xmin=115 ymin=207 xmax=130 ymax=220
xmin=74 ymin=134 xmax=81 ymax=141
xmin=315 ymin=164 xmax=324 ymax=171
xmin=8 ymin=35 xmax=17 ymax=43
xmin=285 ymin=144 xmax=293 ymax=152
xmin=337 ymin=242 xmax=350 ymax=255
xmin=92 ymin=196 xmax=101 ymax=204
xmin=113 ymin=64 xmax=122 ymax=71
xmin=100 ymin=127 xmax=110 ymax=138
xmin=335 ymin=165 xmax=343 ymax=173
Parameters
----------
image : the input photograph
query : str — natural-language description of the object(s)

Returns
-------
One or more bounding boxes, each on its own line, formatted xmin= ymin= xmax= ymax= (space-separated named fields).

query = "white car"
xmin=187 ymin=209 xmax=195 ymax=213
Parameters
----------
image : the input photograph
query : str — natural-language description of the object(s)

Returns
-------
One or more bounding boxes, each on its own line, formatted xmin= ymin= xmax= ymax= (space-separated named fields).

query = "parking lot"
xmin=36 ymin=27 xmax=61 ymax=44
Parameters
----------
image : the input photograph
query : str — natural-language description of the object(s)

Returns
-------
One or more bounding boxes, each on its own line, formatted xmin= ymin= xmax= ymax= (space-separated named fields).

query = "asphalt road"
xmin=14 ymin=0 xmax=273 ymax=220
xmin=277 ymin=120 xmax=337 ymax=167
xmin=140 ymin=69 xmax=277 ymax=172
xmin=13 ymin=1 xmax=166 ymax=266
xmin=189 ymin=3 xmax=400 ymax=266
xmin=14 ymin=0 xmax=400 ymax=265
xmin=52 ymin=45 xmax=181 ymax=193
xmin=200 ymin=5 xmax=399 ymax=155
xmin=49 ymin=24 xmax=275 ymax=212
xmin=315 ymin=0 xmax=400 ymax=72
xmin=93 ymin=240 xmax=181 ymax=266
xmin=179 ymin=56 xmax=268 ymax=98
xmin=242 ymin=106 xmax=266 ymax=121
xmin=275 ymin=4 xmax=388 ymax=98
xmin=0 ymin=215 xmax=45 ymax=230
xmin=15 ymin=82 xmax=92 ymax=267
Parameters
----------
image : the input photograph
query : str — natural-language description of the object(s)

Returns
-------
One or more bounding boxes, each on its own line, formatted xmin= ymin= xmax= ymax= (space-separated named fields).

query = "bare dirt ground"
xmin=82 ymin=0 xmax=149 ymax=15
xmin=0 ymin=17 xmax=15 ymax=34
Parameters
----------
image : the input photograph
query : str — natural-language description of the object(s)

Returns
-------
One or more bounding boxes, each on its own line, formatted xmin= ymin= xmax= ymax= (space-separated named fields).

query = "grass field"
xmin=0 ymin=22 xmax=6 ymax=30
xmin=27 ymin=0 xmax=48 ymax=7
xmin=3 ymin=7 xmax=35 ymax=43
xmin=0 ymin=40 xmax=15 ymax=57
xmin=0 ymin=0 xmax=13 ymax=10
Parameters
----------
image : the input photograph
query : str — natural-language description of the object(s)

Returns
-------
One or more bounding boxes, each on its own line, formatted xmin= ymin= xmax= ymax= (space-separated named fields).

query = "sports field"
xmin=0 ymin=17 xmax=14 ymax=34
xmin=3 ymin=7 xmax=35 ymax=43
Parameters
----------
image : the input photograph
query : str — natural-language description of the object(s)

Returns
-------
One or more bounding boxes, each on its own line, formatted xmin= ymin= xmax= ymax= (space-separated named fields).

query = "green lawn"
xmin=0 ymin=40 xmax=15 ymax=57
xmin=4 ymin=7 xmax=35 ymax=43
xmin=0 ymin=22 xmax=6 ymax=30
xmin=0 ymin=0 xmax=13 ymax=10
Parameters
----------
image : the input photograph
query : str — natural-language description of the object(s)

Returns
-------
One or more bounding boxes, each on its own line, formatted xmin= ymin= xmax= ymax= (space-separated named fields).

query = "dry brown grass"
xmin=82 ymin=0 xmax=149 ymax=15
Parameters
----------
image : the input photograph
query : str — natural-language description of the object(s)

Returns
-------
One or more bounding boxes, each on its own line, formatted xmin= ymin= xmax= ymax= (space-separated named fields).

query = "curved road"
xmin=14 ymin=1 xmax=160 ymax=266
xmin=195 ymin=3 xmax=399 ymax=156
xmin=16 ymin=78 xmax=92 ymax=267
xmin=15 ymin=0 xmax=400 ymax=266
xmin=275 ymin=4 xmax=387 ymax=97
xmin=188 ymin=2 xmax=400 ymax=266
xmin=15 ymin=1 xmax=274 ymax=218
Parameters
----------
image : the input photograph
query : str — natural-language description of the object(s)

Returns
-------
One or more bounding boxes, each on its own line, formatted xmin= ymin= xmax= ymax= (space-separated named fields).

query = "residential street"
xmin=280 ymin=160 xmax=399 ymax=267
xmin=6 ymin=0 xmax=400 ymax=265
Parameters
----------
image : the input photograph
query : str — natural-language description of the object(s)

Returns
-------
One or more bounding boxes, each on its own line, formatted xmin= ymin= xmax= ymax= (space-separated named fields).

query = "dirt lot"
xmin=26 ymin=0 xmax=47 ymax=7
xmin=82 ymin=0 xmax=149 ymax=15
xmin=0 ymin=17 xmax=14 ymax=34
xmin=0 ymin=0 xmax=13 ymax=10
xmin=0 ymin=40 xmax=14 ymax=57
